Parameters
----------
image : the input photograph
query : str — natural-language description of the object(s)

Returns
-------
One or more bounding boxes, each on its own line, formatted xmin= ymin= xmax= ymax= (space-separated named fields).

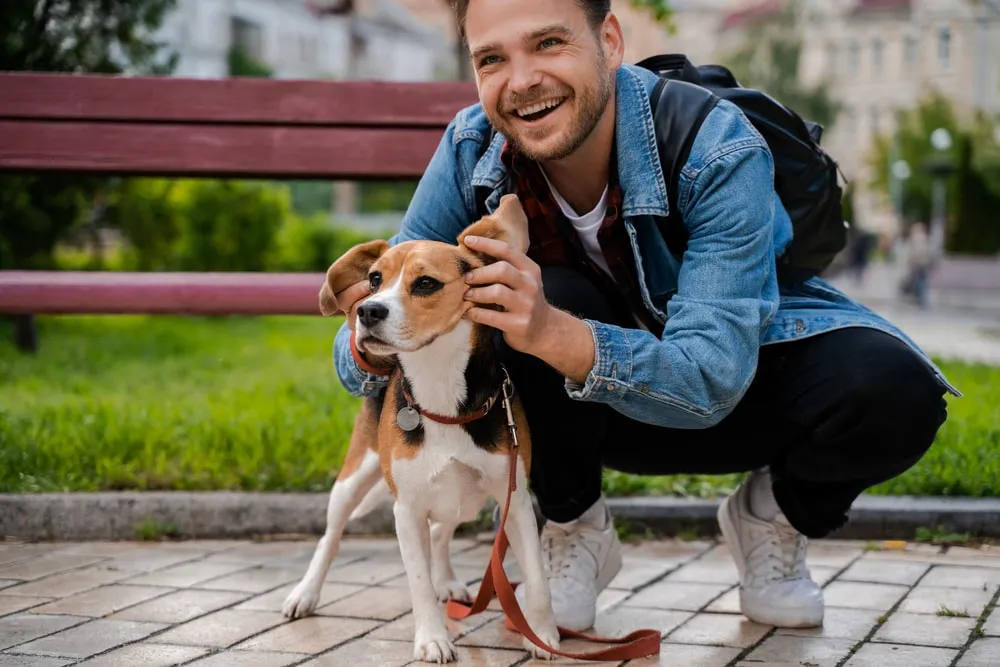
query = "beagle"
xmin=281 ymin=195 xmax=560 ymax=663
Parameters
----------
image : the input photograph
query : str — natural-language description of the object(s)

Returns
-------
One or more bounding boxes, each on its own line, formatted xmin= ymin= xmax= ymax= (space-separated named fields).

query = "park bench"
xmin=0 ymin=71 xmax=478 ymax=332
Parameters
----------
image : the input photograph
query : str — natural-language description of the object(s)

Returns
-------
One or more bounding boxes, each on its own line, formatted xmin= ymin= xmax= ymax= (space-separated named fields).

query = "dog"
xmin=281 ymin=194 xmax=560 ymax=663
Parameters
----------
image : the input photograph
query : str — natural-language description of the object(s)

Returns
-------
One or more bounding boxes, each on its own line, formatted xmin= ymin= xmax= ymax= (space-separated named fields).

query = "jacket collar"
xmin=471 ymin=63 xmax=670 ymax=218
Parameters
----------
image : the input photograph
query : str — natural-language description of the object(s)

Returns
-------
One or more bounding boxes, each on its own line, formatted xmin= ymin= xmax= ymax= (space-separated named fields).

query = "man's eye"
xmin=539 ymin=37 xmax=562 ymax=49
xmin=369 ymin=272 xmax=382 ymax=291
xmin=412 ymin=276 xmax=442 ymax=294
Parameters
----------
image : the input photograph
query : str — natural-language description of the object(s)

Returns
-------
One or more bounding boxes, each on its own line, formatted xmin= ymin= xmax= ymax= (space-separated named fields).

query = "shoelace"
xmin=746 ymin=521 xmax=808 ymax=583
xmin=541 ymin=526 xmax=589 ymax=579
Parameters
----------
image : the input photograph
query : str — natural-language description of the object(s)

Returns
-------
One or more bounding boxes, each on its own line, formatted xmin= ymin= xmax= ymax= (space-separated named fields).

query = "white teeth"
xmin=516 ymin=98 xmax=564 ymax=118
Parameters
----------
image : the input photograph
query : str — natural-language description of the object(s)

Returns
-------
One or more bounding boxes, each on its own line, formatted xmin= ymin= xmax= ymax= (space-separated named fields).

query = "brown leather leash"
xmin=446 ymin=372 xmax=662 ymax=661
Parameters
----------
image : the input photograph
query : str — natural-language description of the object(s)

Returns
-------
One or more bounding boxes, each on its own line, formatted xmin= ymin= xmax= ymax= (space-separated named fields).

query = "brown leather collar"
xmin=395 ymin=366 xmax=506 ymax=426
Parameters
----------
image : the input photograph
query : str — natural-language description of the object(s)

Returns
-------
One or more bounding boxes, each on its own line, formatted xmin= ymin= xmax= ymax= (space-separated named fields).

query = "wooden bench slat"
xmin=0 ymin=271 xmax=327 ymax=315
xmin=0 ymin=120 xmax=444 ymax=179
xmin=0 ymin=72 xmax=478 ymax=127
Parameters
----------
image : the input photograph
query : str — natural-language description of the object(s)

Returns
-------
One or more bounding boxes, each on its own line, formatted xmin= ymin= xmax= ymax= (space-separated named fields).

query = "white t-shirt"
xmin=539 ymin=168 xmax=614 ymax=278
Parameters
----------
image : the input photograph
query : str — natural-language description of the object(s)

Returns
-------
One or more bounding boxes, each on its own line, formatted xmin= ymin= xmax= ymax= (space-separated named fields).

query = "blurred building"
xmin=795 ymin=0 xmax=1000 ymax=237
xmin=157 ymin=0 xmax=450 ymax=81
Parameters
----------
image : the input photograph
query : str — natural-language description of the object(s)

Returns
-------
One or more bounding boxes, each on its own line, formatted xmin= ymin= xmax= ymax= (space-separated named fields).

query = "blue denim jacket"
xmin=333 ymin=63 xmax=959 ymax=428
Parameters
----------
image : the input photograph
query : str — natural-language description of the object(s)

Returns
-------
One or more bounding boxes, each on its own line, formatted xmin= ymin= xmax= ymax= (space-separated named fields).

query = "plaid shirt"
xmin=500 ymin=141 xmax=664 ymax=337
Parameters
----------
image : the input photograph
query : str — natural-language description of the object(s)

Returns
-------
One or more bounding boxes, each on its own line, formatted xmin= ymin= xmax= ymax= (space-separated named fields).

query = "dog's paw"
xmin=434 ymin=579 xmax=472 ymax=604
xmin=413 ymin=632 xmax=458 ymax=664
xmin=281 ymin=582 xmax=320 ymax=619
xmin=522 ymin=626 xmax=560 ymax=660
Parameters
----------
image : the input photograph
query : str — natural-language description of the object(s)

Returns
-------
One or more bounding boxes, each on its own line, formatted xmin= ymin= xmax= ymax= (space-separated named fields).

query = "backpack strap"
xmin=646 ymin=77 xmax=719 ymax=259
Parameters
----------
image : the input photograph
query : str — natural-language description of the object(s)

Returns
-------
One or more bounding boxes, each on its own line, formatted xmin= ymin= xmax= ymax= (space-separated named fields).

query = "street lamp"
xmin=926 ymin=128 xmax=953 ymax=257
xmin=891 ymin=158 xmax=911 ymax=230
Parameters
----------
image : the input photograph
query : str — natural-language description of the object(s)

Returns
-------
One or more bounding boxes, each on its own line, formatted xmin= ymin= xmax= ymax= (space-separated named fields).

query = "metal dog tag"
xmin=396 ymin=406 xmax=421 ymax=432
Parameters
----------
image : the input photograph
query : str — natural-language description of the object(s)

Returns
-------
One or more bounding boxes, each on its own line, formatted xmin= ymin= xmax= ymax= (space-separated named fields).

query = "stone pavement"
xmin=0 ymin=536 xmax=998 ymax=667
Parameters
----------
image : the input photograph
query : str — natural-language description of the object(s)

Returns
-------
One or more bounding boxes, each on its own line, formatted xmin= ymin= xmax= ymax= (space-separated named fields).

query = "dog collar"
xmin=394 ymin=366 xmax=510 ymax=429
xmin=350 ymin=329 xmax=394 ymax=377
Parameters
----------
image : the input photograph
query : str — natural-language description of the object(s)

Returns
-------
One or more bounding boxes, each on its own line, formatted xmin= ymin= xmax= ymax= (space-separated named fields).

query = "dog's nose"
xmin=357 ymin=302 xmax=388 ymax=328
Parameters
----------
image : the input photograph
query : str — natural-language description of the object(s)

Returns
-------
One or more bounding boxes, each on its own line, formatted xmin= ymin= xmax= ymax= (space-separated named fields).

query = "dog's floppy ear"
xmin=319 ymin=239 xmax=389 ymax=316
xmin=458 ymin=194 xmax=530 ymax=259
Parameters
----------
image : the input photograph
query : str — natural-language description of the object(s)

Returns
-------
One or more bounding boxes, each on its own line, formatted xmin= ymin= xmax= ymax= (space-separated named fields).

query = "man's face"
xmin=464 ymin=0 xmax=622 ymax=162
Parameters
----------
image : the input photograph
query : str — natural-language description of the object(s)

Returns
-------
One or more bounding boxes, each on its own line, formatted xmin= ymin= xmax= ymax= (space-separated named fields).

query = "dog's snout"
xmin=357 ymin=302 xmax=389 ymax=328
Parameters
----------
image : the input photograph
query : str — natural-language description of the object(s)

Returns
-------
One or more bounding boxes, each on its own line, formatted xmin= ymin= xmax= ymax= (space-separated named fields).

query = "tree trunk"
xmin=13 ymin=314 xmax=38 ymax=354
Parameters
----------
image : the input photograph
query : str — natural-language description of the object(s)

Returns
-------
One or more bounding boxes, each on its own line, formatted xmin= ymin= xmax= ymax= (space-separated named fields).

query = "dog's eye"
xmin=369 ymin=272 xmax=382 ymax=291
xmin=412 ymin=276 xmax=442 ymax=295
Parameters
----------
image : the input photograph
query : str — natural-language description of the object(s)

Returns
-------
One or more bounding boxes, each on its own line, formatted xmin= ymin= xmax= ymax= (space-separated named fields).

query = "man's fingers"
xmin=465 ymin=306 xmax=510 ymax=329
xmin=335 ymin=280 xmax=370 ymax=315
xmin=464 ymin=260 xmax=528 ymax=289
xmin=465 ymin=284 xmax=525 ymax=311
xmin=463 ymin=235 xmax=534 ymax=271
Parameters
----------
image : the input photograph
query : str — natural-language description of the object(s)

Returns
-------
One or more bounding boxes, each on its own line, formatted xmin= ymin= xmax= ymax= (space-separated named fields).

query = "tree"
xmin=0 ymin=0 xmax=178 ymax=351
xmin=719 ymin=0 xmax=839 ymax=132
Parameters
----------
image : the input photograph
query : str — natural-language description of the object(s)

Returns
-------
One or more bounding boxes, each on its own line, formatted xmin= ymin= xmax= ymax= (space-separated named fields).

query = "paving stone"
xmin=621 ymin=582 xmax=731 ymax=612
xmin=874 ymin=611 xmax=978 ymax=648
xmin=233 ymin=581 xmax=365 ymax=613
xmin=201 ymin=541 xmax=314 ymax=565
xmin=29 ymin=585 xmax=168 ymax=618
xmin=0 ymin=554 xmax=105 ymax=582
xmin=803 ymin=543 xmax=864 ymax=570
xmin=0 ymin=581 xmax=21 ymax=591
xmin=194 ymin=567 xmax=304 ymax=594
xmin=776 ymin=607 xmax=882 ymax=641
xmin=109 ymin=588 xmax=249 ymax=624
xmin=919 ymin=566 xmax=1000 ymax=591
xmin=122 ymin=559 xmax=253 ymax=588
xmin=184 ymin=650 xmax=306 ymax=667
xmin=627 ymin=643 xmax=742 ymax=667
xmin=0 ymin=596 xmax=52 ymax=617
xmin=939 ymin=547 xmax=1000 ymax=569
xmin=662 ymin=559 xmax=739 ymax=586
xmin=14 ymin=619 xmax=166 ymax=659
xmin=232 ymin=616 xmax=378 ymax=654
xmin=0 ymin=614 xmax=87 ymax=651
xmin=593 ymin=607 xmax=692 ymax=637
xmin=704 ymin=588 xmax=740 ymax=614
xmin=958 ymin=638 xmax=1000 ymax=667
xmin=318 ymin=559 xmax=407 ymax=586
xmin=368 ymin=610 xmax=498 ymax=643
xmin=96 ymin=550 xmax=203 ymax=574
xmin=606 ymin=558 xmax=675 ymax=589
xmin=298 ymin=637 xmax=418 ymax=666
xmin=596 ymin=587 xmax=632 ymax=612
xmin=0 ymin=656 xmax=73 ymax=666
xmin=740 ymin=634 xmax=856 ymax=667
xmin=843 ymin=642 xmax=957 ymax=667
xmin=838 ymin=559 xmax=930 ymax=586
xmin=154 ymin=609 xmax=288 ymax=647
xmin=984 ymin=608 xmax=1000 ymax=636
xmin=898 ymin=584 xmax=995 ymax=616
xmin=457 ymin=616 xmax=525 ymax=651
xmin=73 ymin=642 xmax=209 ymax=666
xmin=521 ymin=638 xmax=621 ymax=665
xmin=666 ymin=613 xmax=770 ymax=648
xmin=822 ymin=581 xmax=909 ymax=610
xmin=316 ymin=585 xmax=411 ymax=620
xmin=619 ymin=539 xmax=713 ymax=564
xmin=2 ymin=568 xmax=129 ymax=599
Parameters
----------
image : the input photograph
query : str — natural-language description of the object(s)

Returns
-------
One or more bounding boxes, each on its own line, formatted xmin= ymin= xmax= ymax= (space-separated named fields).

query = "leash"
xmin=446 ymin=369 xmax=662 ymax=661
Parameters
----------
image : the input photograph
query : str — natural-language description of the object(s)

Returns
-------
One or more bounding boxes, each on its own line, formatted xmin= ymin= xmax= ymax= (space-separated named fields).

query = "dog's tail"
xmin=348 ymin=477 xmax=392 ymax=521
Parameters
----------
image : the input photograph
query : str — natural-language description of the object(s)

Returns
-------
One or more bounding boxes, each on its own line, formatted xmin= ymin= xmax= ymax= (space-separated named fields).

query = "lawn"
xmin=1 ymin=315 xmax=997 ymax=498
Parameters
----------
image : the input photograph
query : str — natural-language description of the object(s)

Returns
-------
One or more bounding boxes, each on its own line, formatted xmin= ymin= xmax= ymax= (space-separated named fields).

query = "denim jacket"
xmin=333 ymin=63 xmax=959 ymax=429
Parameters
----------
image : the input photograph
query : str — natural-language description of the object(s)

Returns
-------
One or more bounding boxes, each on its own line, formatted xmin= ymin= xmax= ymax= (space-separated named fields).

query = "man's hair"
xmin=451 ymin=0 xmax=611 ymax=44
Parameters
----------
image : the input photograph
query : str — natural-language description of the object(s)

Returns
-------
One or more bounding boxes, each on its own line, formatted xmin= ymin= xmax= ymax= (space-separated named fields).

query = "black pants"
xmin=502 ymin=267 xmax=948 ymax=539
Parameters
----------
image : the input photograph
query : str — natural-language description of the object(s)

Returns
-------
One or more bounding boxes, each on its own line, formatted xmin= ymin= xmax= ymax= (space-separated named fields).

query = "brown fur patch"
xmin=336 ymin=397 xmax=380 ymax=481
xmin=319 ymin=238 xmax=389 ymax=316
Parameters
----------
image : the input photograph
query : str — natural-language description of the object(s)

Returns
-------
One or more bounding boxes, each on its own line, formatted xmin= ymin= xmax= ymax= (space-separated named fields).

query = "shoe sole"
xmin=717 ymin=495 xmax=747 ymax=581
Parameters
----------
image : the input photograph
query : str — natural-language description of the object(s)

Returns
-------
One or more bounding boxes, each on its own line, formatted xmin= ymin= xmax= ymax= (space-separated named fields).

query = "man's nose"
xmin=508 ymin=56 xmax=543 ymax=94
xmin=357 ymin=302 xmax=389 ymax=328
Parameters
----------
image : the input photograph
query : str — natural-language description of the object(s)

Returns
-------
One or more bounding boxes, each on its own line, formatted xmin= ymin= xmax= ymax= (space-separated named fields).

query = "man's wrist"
xmin=533 ymin=306 xmax=595 ymax=385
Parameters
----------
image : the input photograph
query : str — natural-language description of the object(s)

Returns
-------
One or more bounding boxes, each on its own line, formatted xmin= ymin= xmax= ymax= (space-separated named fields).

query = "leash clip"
xmin=500 ymin=366 xmax=518 ymax=450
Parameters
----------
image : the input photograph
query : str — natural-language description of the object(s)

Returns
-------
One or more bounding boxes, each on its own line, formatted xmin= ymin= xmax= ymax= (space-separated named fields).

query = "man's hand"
xmin=462 ymin=235 xmax=595 ymax=385
xmin=335 ymin=279 xmax=371 ymax=330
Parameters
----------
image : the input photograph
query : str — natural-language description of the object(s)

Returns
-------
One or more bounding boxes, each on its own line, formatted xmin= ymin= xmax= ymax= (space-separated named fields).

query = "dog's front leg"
xmin=502 ymin=476 xmax=560 ymax=660
xmin=430 ymin=520 xmax=471 ymax=603
xmin=395 ymin=501 xmax=457 ymax=663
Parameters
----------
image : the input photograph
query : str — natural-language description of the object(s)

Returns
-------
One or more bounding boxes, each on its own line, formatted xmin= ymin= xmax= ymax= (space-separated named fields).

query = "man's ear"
xmin=318 ymin=239 xmax=389 ymax=316
xmin=458 ymin=194 xmax=530 ymax=259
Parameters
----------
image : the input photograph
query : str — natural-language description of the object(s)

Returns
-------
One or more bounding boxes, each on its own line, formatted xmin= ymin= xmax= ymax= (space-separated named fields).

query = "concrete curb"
xmin=3 ymin=491 xmax=999 ymax=542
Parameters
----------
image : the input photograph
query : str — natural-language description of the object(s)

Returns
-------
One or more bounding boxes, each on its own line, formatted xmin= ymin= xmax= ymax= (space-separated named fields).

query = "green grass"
xmin=1 ymin=315 xmax=997 ymax=497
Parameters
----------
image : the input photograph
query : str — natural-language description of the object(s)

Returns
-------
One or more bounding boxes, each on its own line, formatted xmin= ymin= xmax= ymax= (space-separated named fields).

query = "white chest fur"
xmin=391 ymin=321 xmax=509 ymax=524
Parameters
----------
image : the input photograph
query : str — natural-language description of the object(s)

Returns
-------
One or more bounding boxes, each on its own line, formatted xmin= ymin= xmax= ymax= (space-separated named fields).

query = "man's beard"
xmin=490 ymin=66 xmax=612 ymax=163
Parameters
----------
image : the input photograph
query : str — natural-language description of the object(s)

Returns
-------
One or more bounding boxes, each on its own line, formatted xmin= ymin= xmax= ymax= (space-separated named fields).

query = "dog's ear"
xmin=458 ymin=194 xmax=530 ymax=260
xmin=319 ymin=239 xmax=389 ymax=316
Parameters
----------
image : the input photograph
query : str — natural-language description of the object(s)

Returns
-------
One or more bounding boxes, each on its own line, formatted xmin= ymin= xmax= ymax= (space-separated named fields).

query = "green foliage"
xmin=227 ymin=44 xmax=272 ymax=78
xmin=1 ymin=315 xmax=994 ymax=497
xmin=720 ymin=0 xmax=839 ymax=131
xmin=270 ymin=213 xmax=380 ymax=273
xmin=629 ymin=0 xmax=675 ymax=30
xmin=0 ymin=0 xmax=178 ymax=270
xmin=868 ymin=92 xmax=1000 ymax=254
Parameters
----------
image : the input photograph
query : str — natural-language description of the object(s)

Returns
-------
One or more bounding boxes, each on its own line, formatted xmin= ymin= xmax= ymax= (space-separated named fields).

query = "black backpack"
xmin=637 ymin=53 xmax=848 ymax=284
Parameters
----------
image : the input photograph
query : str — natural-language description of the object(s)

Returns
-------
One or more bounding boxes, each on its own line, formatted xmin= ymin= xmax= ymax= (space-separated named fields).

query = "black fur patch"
xmin=459 ymin=325 xmax=506 ymax=451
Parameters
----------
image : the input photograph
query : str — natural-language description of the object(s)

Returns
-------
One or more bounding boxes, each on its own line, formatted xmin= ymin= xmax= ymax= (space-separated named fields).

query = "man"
xmin=330 ymin=0 xmax=957 ymax=633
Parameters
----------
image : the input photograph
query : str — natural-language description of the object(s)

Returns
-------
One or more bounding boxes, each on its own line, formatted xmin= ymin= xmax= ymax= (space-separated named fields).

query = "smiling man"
xmin=329 ymin=0 xmax=956 ymax=633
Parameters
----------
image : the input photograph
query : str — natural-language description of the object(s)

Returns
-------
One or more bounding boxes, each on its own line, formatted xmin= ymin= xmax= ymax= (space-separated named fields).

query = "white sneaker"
xmin=717 ymin=471 xmax=824 ymax=628
xmin=516 ymin=497 xmax=623 ymax=631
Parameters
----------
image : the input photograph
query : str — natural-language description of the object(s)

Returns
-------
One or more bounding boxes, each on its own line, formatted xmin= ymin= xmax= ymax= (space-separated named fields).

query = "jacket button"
xmin=795 ymin=319 xmax=805 ymax=333
xmin=607 ymin=383 xmax=616 ymax=391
